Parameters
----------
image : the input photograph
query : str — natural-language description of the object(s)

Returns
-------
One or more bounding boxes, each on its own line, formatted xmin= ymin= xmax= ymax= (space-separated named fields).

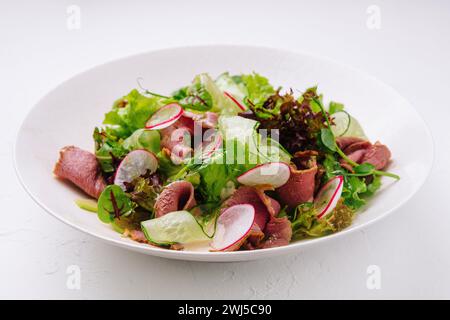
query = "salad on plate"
xmin=53 ymin=72 xmax=399 ymax=251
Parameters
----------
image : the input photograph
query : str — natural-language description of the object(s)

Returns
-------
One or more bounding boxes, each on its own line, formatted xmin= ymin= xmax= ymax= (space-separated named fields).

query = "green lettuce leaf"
xmin=156 ymin=151 xmax=185 ymax=179
xmin=322 ymin=154 xmax=382 ymax=210
xmin=291 ymin=200 xmax=354 ymax=239
xmin=127 ymin=176 xmax=161 ymax=213
xmin=219 ymin=116 xmax=291 ymax=166
xmin=239 ymin=73 xmax=276 ymax=107
xmin=97 ymin=185 xmax=134 ymax=223
xmin=197 ymin=160 xmax=229 ymax=203
xmin=103 ymin=89 xmax=167 ymax=138
xmin=122 ymin=128 xmax=160 ymax=154
xmin=93 ymin=127 xmax=128 ymax=173
xmin=186 ymin=116 xmax=291 ymax=203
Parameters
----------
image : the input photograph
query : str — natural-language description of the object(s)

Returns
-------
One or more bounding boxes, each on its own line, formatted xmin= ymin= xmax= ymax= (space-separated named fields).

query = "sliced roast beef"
xmin=160 ymin=111 xmax=219 ymax=150
xmin=243 ymin=224 xmax=266 ymax=250
xmin=336 ymin=136 xmax=366 ymax=150
xmin=159 ymin=112 xmax=195 ymax=157
xmin=170 ymin=143 xmax=193 ymax=165
xmin=168 ymin=113 xmax=196 ymax=135
xmin=159 ymin=112 xmax=218 ymax=165
xmin=276 ymin=159 xmax=318 ymax=209
xmin=345 ymin=148 xmax=367 ymax=163
xmin=154 ymin=181 xmax=197 ymax=218
xmin=221 ymin=186 xmax=274 ymax=230
xmin=361 ymin=142 xmax=391 ymax=170
xmin=219 ymin=186 xmax=291 ymax=251
xmin=219 ymin=186 xmax=278 ymax=250
xmin=160 ymin=127 xmax=192 ymax=151
xmin=183 ymin=111 xmax=218 ymax=129
xmin=129 ymin=230 xmax=149 ymax=243
xmin=343 ymin=140 xmax=372 ymax=154
xmin=336 ymin=137 xmax=391 ymax=171
xmin=256 ymin=188 xmax=292 ymax=248
xmin=219 ymin=225 xmax=265 ymax=252
xmin=262 ymin=216 xmax=292 ymax=249
xmin=54 ymin=146 xmax=106 ymax=198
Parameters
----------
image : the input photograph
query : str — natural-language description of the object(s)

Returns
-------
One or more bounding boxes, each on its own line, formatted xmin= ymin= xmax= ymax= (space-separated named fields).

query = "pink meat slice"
xmin=159 ymin=112 xmax=195 ymax=151
xmin=336 ymin=137 xmax=392 ymax=171
xmin=219 ymin=186 xmax=292 ymax=251
xmin=183 ymin=111 xmax=219 ymax=129
xmin=218 ymin=225 xmax=265 ymax=252
xmin=154 ymin=181 xmax=197 ymax=218
xmin=160 ymin=127 xmax=192 ymax=151
xmin=129 ymin=230 xmax=149 ymax=243
xmin=160 ymin=112 xmax=219 ymax=159
xmin=243 ymin=224 xmax=266 ymax=250
xmin=276 ymin=164 xmax=318 ymax=209
xmin=336 ymin=137 xmax=366 ymax=150
xmin=339 ymin=148 xmax=367 ymax=170
xmin=218 ymin=186 xmax=280 ymax=251
xmin=347 ymin=149 xmax=367 ymax=162
xmin=256 ymin=188 xmax=292 ymax=249
xmin=53 ymin=146 xmax=106 ymax=198
xmin=221 ymin=186 xmax=275 ymax=230
xmin=262 ymin=216 xmax=292 ymax=249
xmin=343 ymin=141 xmax=372 ymax=154
xmin=361 ymin=142 xmax=391 ymax=170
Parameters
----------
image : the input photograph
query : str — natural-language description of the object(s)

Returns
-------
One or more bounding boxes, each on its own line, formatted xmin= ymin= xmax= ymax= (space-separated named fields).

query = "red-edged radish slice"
xmin=211 ymin=204 xmax=255 ymax=251
xmin=237 ymin=162 xmax=290 ymax=188
xmin=145 ymin=103 xmax=183 ymax=130
xmin=195 ymin=133 xmax=223 ymax=161
xmin=114 ymin=149 xmax=158 ymax=190
xmin=314 ymin=175 xmax=344 ymax=219
xmin=224 ymin=91 xmax=246 ymax=111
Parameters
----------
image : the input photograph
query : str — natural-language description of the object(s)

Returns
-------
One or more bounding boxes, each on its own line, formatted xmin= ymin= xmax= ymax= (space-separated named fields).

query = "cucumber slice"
xmin=332 ymin=111 xmax=367 ymax=139
xmin=141 ymin=211 xmax=209 ymax=245
xmin=74 ymin=198 xmax=97 ymax=213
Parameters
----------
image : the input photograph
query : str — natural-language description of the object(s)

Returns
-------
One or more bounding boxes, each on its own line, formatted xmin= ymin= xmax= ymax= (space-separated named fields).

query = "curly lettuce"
xmin=103 ymin=89 xmax=168 ymax=138
xmin=239 ymin=73 xmax=276 ymax=107
xmin=122 ymin=129 xmax=160 ymax=154
xmin=322 ymin=154 xmax=382 ymax=210
xmin=291 ymin=200 xmax=354 ymax=239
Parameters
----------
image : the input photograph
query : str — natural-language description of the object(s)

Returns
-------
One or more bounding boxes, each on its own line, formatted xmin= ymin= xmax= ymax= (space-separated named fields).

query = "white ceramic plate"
xmin=15 ymin=45 xmax=433 ymax=262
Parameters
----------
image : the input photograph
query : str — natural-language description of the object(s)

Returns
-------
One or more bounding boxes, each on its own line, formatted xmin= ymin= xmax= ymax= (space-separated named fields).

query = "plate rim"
xmin=14 ymin=44 xmax=435 ymax=261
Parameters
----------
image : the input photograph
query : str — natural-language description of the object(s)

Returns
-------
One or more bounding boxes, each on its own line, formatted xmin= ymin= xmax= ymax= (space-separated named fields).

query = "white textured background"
xmin=1 ymin=0 xmax=449 ymax=299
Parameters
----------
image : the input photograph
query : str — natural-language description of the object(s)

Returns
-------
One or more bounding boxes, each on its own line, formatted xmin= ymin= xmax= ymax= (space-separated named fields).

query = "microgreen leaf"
xmin=353 ymin=163 xmax=375 ymax=175
xmin=179 ymin=81 xmax=213 ymax=111
xmin=97 ymin=185 xmax=133 ymax=223
xmin=320 ymin=128 xmax=337 ymax=152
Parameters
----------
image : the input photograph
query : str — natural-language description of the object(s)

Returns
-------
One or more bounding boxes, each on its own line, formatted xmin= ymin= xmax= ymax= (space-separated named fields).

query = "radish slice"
xmin=237 ymin=162 xmax=290 ymax=188
xmin=224 ymin=91 xmax=246 ymax=111
xmin=145 ymin=103 xmax=183 ymax=130
xmin=195 ymin=133 xmax=222 ymax=160
xmin=314 ymin=176 xmax=344 ymax=219
xmin=114 ymin=149 xmax=158 ymax=190
xmin=211 ymin=204 xmax=255 ymax=251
